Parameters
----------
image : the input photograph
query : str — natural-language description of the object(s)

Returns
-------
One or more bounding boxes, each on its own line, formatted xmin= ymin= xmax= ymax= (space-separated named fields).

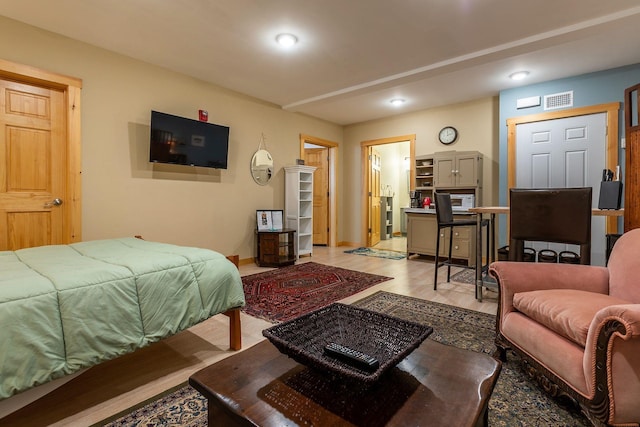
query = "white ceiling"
xmin=2 ymin=1 xmax=640 ymax=125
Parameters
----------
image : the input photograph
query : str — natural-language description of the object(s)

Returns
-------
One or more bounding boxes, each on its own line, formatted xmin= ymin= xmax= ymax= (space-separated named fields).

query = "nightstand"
xmin=256 ymin=229 xmax=296 ymax=267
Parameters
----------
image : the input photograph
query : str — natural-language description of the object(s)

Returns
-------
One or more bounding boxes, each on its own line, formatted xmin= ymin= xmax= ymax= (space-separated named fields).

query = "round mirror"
xmin=251 ymin=149 xmax=273 ymax=185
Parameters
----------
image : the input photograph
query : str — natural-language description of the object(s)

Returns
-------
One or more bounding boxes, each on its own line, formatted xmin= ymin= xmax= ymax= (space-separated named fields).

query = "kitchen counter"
xmin=405 ymin=208 xmax=477 ymax=264
xmin=404 ymin=207 xmax=474 ymax=215
xmin=405 ymin=207 xmax=434 ymax=214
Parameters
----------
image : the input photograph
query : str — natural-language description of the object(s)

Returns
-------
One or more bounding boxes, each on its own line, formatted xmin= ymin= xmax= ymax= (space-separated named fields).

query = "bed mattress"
xmin=0 ymin=238 xmax=245 ymax=399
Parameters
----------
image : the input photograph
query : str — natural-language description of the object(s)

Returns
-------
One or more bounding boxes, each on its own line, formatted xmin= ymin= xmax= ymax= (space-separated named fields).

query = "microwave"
xmin=450 ymin=194 xmax=475 ymax=211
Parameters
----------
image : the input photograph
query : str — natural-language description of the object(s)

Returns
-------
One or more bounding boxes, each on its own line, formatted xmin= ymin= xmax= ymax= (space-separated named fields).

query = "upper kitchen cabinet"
xmin=433 ymin=151 xmax=483 ymax=188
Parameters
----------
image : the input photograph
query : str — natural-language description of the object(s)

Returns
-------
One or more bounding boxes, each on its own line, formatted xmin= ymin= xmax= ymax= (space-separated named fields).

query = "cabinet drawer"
xmin=450 ymin=227 xmax=471 ymax=239
xmin=439 ymin=227 xmax=471 ymax=240
xmin=450 ymin=238 xmax=470 ymax=258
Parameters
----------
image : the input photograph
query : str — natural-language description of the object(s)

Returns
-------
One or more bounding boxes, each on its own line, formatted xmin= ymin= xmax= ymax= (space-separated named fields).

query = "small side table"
xmin=256 ymin=228 xmax=296 ymax=267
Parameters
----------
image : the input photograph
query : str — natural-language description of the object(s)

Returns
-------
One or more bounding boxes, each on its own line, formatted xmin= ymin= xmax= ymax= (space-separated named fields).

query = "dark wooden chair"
xmin=509 ymin=187 xmax=592 ymax=265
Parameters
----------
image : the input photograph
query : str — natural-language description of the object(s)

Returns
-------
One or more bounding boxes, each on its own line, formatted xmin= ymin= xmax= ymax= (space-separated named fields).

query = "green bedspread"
xmin=0 ymin=238 xmax=245 ymax=399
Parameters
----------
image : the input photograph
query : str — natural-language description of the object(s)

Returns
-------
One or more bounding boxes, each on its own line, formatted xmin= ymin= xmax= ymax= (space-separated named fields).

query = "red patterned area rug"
xmin=241 ymin=262 xmax=392 ymax=323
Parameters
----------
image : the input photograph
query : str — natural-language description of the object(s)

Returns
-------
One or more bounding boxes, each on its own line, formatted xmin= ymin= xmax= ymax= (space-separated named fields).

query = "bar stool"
xmin=433 ymin=192 xmax=490 ymax=291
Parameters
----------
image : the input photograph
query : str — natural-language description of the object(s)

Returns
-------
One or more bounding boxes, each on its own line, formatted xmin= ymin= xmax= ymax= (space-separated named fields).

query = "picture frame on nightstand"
xmin=256 ymin=210 xmax=283 ymax=231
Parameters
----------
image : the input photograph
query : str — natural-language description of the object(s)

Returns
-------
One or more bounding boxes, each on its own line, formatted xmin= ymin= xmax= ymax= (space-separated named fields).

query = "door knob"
xmin=44 ymin=198 xmax=63 ymax=208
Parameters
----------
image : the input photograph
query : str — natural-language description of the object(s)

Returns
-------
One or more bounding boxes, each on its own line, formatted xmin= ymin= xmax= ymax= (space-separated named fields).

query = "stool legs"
xmin=434 ymin=227 xmax=441 ymax=290
xmin=446 ymin=230 xmax=453 ymax=281
xmin=434 ymin=227 xmax=455 ymax=290
xmin=436 ymin=221 xmax=490 ymax=298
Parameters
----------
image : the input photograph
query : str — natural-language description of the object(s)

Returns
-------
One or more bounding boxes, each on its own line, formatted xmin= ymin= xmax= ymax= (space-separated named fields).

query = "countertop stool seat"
xmin=433 ymin=192 xmax=489 ymax=298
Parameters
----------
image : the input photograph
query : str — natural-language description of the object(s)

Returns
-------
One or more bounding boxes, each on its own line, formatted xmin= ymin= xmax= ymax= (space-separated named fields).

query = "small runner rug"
xmin=240 ymin=262 xmax=392 ymax=323
xmin=450 ymin=268 xmax=477 ymax=284
xmin=343 ymin=247 xmax=406 ymax=260
xmin=100 ymin=291 xmax=589 ymax=427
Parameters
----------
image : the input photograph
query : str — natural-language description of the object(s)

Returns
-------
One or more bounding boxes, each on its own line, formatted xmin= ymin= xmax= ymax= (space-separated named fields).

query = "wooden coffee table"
xmin=189 ymin=339 xmax=501 ymax=427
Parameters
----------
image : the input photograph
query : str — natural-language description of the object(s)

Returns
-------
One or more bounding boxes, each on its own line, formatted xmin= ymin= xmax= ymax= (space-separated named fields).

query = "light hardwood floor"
xmin=2 ymin=242 xmax=497 ymax=427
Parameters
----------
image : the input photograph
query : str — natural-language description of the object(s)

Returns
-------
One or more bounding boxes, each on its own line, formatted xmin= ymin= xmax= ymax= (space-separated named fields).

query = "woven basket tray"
xmin=262 ymin=303 xmax=433 ymax=383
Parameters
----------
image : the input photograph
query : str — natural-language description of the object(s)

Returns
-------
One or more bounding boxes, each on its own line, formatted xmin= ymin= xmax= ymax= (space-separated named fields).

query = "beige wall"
xmin=0 ymin=16 xmax=343 ymax=259
xmin=1 ymin=16 xmax=501 ymax=256
xmin=343 ymin=97 xmax=500 ymax=245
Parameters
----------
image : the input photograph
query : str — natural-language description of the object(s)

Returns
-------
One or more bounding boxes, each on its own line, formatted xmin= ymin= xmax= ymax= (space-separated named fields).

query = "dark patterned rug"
xmin=240 ymin=262 xmax=392 ymax=323
xmin=352 ymin=292 xmax=589 ymax=427
xmin=99 ymin=291 xmax=589 ymax=426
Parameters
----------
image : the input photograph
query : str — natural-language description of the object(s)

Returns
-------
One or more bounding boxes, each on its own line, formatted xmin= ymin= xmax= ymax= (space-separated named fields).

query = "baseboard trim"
xmin=239 ymin=257 xmax=256 ymax=266
xmin=338 ymin=241 xmax=361 ymax=247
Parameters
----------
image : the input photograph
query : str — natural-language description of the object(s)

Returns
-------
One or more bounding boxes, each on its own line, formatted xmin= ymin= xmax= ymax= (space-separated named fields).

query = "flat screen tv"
xmin=149 ymin=110 xmax=229 ymax=169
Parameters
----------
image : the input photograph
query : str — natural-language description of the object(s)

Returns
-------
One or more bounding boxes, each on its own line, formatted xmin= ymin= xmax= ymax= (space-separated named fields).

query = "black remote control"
xmin=324 ymin=342 xmax=379 ymax=371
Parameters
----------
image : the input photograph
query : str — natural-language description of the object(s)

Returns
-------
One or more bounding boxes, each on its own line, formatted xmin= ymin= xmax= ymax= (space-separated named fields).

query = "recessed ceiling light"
xmin=390 ymin=98 xmax=405 ymax=106
xmin=509 ymin=71 xmax=530 ymax=81
xmin=276 ymin=33 xmax=298 ymax=47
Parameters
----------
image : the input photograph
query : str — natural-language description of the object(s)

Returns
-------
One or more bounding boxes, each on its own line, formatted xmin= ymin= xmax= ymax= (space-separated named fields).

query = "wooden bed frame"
xmin=223 ymin=254 xmax=242 ymax=351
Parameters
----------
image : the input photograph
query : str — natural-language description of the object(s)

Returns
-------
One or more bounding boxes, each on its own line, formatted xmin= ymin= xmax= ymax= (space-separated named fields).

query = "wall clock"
xmin=438 ymin=126 xmax=458 ymax=145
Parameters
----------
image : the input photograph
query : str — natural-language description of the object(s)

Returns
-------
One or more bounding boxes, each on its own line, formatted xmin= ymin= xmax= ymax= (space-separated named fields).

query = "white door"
xmin=516 ymin=113 xmax=606 ymax=265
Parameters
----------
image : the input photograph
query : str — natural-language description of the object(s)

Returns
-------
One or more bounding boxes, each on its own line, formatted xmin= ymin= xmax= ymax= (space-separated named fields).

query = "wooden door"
xmin=305 ymin=147 xmax=329 ymax=245
xmin=369 ymin=147 xmax=381 ymax=246
xmin=0 ymin=77 xmax=70 ymax=250
xmin=624 ymin=83 xmax=640 ymax=232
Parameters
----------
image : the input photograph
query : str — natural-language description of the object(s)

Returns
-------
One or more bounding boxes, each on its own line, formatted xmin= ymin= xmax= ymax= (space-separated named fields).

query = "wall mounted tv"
xmin=149 ymin=110 xmax=230 ymax=169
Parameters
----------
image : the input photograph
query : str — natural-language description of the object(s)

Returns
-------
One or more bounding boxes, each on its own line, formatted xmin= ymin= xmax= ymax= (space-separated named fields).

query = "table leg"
xmin=476 ymin=212 xmax=483 ymax=302
xmin=490 ymin=213 xmax=496 ymax=263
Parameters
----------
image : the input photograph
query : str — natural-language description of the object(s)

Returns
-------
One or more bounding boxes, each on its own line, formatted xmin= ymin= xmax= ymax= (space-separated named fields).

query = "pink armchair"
xmin=489 ymin=228 xmax=640 ymax=426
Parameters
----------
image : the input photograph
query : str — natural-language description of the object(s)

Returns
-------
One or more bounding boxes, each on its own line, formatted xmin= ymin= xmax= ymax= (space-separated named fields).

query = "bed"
xmin=0 ymin=237 xmax=246 ymax=400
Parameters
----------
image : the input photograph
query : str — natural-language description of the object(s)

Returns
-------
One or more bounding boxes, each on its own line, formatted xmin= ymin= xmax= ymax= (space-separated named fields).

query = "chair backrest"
xmin=607 ymin=228 xmax=640 ymax=302
xmin=434 ymin=192 xmax=454 ymax=224
xmin=509 ymin=187 xmax=592 ymax=264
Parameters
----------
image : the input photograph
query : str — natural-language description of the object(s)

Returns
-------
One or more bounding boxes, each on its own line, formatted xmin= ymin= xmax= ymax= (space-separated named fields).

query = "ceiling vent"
xmin=544 ymin=91 xmax=573 ymax=110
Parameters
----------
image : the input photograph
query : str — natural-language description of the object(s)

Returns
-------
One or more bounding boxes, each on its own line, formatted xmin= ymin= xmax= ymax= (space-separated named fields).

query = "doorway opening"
xmin=360 ymin=135 xmax=416 ymax=250
xmin=299 ymin=134 xmax=338 ymax=247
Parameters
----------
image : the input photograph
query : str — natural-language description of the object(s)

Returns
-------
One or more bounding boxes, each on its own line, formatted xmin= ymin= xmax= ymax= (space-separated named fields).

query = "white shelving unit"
xmin=380 ymin=196 xmax=393 ymax=240
xmin=285 ymin=165 xmax=316 ymax=258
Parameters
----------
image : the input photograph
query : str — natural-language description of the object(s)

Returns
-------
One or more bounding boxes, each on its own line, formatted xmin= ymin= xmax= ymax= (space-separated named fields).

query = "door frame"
xmin=299 ymin=134 xmax=338 ymax=247
xmin=0 ymin=58 xmax=83 ymax=243
xmin=507 ymin=102 xmax=620 ymax=234
xmin=624 ymin=84 xmax=640 ymax=231
xmin=360 ymin=134 xmax=416 ymax=246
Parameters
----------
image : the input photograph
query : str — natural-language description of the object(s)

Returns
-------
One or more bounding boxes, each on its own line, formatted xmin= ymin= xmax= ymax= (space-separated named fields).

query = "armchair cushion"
xmin=513 ymin=289 xmax=630 ymax=347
